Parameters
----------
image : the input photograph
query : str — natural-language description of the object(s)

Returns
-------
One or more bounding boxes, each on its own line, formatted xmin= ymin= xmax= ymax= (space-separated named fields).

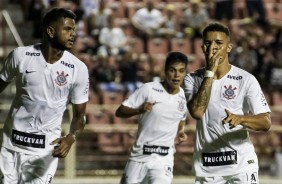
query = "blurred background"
xmin=0 ymin=0 xmax=282 ymax=183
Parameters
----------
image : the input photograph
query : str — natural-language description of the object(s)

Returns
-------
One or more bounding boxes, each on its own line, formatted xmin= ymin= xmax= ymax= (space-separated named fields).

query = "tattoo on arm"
xmin=189 ymin=78 xmax=213 ymax=114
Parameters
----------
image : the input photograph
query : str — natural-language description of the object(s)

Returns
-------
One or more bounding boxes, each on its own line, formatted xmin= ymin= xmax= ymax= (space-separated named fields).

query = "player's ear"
xmin=201 ymin=44 xmax=205 ymax=53
xmin=227 ymin=43 xmax=233 ymax=53
xmin=47 ymin=26 xmax=55 ymax=38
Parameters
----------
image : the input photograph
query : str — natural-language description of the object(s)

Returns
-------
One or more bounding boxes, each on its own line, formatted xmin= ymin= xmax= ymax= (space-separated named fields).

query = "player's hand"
xmin=50 ymin=134 xmax=76 ymax=158
xmin=223 ymin=109 xmax=242 ymax=129
xmin=176 ymin=131 xmax=187 ymax=144
xmin=140 ymin=102 xmax=157 ymax=113
xmin=206 ymin=45 xmax=223 ymax=73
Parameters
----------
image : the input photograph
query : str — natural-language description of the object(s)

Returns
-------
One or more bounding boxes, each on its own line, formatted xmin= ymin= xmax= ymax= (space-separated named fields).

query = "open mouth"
xmin=68 ymin=40 xmax=74 ymax=44
xmin=68 ymin=38 xmax=75 ymax=44
xmin=172 ymin=79 xmax=181 ymax=84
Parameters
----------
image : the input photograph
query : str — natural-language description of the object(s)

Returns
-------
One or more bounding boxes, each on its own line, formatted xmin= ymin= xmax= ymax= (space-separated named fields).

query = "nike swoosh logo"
xmin=25 ymin=70 xmax=36 ymax=73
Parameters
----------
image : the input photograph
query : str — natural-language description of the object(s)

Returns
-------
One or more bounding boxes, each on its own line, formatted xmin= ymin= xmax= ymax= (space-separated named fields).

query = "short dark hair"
xmin=202 ymin=22 xmax=230 ymax=38
xmin=42 ymin=7 xmax=76 ymax=28
xmin=165 ymin=52 xmax=188 ymax=71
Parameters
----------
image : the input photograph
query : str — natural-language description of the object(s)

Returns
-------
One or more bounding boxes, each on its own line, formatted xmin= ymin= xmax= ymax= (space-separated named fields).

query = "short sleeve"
xmin=122 ymin=83 xmax=150 ymax=108
xmin=0 ymin=49 xmax=18 ymax=82
xmin=244 ymin=76 xmax=271 ymax=114
xmin=184 ymin=74 xmax=198 ymax=102
xmin=70 ymin=65 xmax=89 ymax=104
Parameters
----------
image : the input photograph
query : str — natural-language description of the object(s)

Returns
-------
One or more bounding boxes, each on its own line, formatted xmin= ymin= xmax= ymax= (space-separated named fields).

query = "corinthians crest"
xmin=55 ymin=71 xmax=69 ymax=86
xmin=178 ymin=100 xmax=185 ymax=112
xmin=223 ymin=85 xmax=237 ymax=99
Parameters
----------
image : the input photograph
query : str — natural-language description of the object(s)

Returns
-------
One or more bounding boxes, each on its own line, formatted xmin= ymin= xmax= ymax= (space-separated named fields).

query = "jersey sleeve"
xmin=70 ymin=65 xmax=89 ymax=104
xmin=182 ymin=110 xmax=188 ymax=121
xmin=122 ymin=83 xmax=150 ymax=108
xmin=0 ymin=49 xmax=18 ymax=82
xmin=184 ymin=74 xmax=198 ymax=102
xmin=244 ymin=75 xmax=271 ymax=114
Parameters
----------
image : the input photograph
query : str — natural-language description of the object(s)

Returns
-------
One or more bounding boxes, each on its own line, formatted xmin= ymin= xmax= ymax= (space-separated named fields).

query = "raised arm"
xmin=188 ymin=38 xmax=224 ymax=119
xmin=188 ymin=77 xmax=213 ymax=119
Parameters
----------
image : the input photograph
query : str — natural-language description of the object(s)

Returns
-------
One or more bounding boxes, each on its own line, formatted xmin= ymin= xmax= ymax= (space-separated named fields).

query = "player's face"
xmin=51 ymin=17 xmax=76 ymax=50
xmin=165 ymin=62 xmax=186 ymax=91
xmin=201 ymin=31 xmax=232 ymax=65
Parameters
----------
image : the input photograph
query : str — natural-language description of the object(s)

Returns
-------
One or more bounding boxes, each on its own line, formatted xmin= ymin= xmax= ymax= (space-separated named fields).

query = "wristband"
xmin=204 ymin=70 xmax=214 ymax=78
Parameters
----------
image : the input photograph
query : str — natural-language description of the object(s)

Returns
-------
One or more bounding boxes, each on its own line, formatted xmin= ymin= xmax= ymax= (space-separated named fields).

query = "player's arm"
xmin=52 ymin=102 xmax=87 ymax=158
xmin=223 ymin=76 xmax=272 ymax=132
xmin=176 ymin=120 xmax=187 ymax=144
xmin=67 ymin=62 xmax=88 ymax=139
xmin=188 ymin=77 xmax=213 ymax=119
xmin=0 ymin=52 xmax=14 ymax=93
xmin=0 ymin=78 xmax=10 ymax=93
xmin=69 ymin=102 xmax=87 ymax=139
xmin=115 ymin=104 xmax=141 ymax=118
xmin=115 ymin=102 xmax=155 ymax=118
xmin=188 ymin=43 xmax=223 ymax=119
xmin=224 ymin=110 xmax=271 ymax=132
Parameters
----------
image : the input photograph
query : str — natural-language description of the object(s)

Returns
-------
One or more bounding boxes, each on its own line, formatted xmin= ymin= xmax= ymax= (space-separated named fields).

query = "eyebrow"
xmin=204 ymin=38 xmax=224 ymax=42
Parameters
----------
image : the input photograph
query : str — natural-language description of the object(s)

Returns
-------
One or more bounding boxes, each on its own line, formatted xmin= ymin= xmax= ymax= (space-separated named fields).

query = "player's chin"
xmin=66 ymin=42 xmax=74 ymax=48
xmin=65 ymin=40 xmax=74 ymax=47
xmin=170 ymin=80 xmax=181 ymax=88
xmin=64 ymin=44 xmax=73 ymax=50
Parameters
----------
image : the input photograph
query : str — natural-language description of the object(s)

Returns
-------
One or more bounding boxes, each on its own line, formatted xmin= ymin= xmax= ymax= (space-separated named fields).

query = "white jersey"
xmin=184 ymin=65 xmax=271 ymax=177
xmin=122 ymin=81 xmax=188 ymax=162
xmin=0 ymin=44 xmax=89 ymax=155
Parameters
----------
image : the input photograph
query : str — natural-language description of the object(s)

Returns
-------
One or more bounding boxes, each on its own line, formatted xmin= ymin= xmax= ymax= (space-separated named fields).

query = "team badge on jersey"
xmin=55 ymin=71 xmax=69 ymax=86
xmin=178 ymin=100 xmax=185 ymax=112
xmin=223 ymin=85 xmax=237 ymax=100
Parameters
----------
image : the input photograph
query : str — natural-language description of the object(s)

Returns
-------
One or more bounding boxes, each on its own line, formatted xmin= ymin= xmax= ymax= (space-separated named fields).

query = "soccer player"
xmin=116 ymin=51 xmax=188 ymax=184
xmin=184 ymin=22 xmax=271 ymax=184
xmin=0 ymin=8 xmax=89 ymax=184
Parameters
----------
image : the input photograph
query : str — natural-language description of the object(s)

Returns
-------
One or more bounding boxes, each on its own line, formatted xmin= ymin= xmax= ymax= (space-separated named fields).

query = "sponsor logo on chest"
xmin=152 ymin=87 xmax=164 ymax=93
xmin=26 ymin=52 xmax=40 ymax=56
xmin=61 ymin=60 xmax=74 ymax=68
xmin=227 ymin=75 xmax=242 ymax=80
